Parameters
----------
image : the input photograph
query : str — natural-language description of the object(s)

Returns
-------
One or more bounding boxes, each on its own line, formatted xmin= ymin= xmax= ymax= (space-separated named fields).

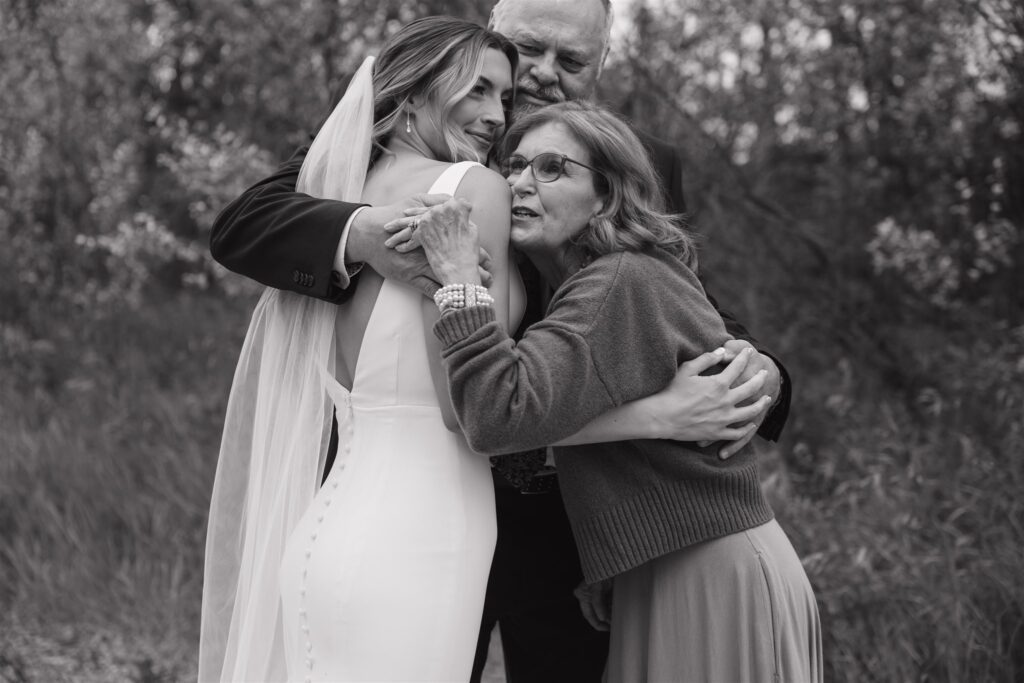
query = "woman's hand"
xmin=384 ymin=209 xmax=495 ymax=290
xmin=574 ymin=579 xmax=612 ymax=632
xmin=649 ymin=347 xmax=773 ymax=456
xmin=713 ymin=341 xmax=782 ymax=459
xmin=384 ymin=197 xmax=481 ymax=286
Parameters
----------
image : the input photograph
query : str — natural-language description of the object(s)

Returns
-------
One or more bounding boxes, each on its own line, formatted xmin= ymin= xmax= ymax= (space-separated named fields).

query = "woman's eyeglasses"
xmin=502 ymin=152 xmax=605 ymax=183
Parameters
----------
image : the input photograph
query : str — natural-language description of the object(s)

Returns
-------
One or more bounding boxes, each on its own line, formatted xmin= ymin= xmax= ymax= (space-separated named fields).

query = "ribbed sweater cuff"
xmin=433 ymin=305 xmax=497 ymax=344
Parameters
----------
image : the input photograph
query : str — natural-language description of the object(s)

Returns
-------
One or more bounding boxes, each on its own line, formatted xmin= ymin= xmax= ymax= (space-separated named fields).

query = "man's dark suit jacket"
xmin=210 ymin=134 xmax=791 ymax=439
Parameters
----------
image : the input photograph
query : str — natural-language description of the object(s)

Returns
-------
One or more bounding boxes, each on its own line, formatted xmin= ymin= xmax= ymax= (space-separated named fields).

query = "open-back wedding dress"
xmin=199 ymin=56 xmax=496 ymax=682
xmin=278 ymin=162 xmax=496 ymax=682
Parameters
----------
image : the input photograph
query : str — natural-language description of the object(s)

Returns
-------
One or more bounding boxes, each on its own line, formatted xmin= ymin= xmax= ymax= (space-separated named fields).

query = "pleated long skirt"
xmin=605 ymin=519 xmax=822 ymax=683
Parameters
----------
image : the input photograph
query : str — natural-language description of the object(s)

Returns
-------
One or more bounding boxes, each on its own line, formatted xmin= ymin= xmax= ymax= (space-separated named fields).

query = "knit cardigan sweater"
xmin=435 ymin=247 xmax=774 ymax=584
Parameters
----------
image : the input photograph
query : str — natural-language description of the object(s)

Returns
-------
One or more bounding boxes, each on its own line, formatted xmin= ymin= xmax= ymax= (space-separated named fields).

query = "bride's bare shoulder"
xmin=361 ymin=155 xmax=451 ymax=204
xmin=455 ymin=164 xmax=510 ymax=207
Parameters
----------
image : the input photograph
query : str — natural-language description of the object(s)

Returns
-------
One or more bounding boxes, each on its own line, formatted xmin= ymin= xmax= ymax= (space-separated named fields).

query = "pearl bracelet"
xmin=433 ymin=283 xmax=494 ymax=313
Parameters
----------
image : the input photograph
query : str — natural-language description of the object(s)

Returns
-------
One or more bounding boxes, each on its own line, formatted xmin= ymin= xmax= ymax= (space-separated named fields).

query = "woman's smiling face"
xmin=506 ymin=122 xmax=605 ymax=256
xmin=447 ymin=47 xmax=514 ymax=159
xmin=411 ymin=47 xmax=514 ymax=162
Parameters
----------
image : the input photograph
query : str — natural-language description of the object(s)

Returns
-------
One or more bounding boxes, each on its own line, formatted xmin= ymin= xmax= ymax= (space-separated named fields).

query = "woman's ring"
xmin=411 ymin=217 xmax=421 ymax=231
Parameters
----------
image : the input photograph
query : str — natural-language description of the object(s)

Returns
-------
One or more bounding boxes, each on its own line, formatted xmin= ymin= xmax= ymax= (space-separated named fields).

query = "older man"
xmin=210 ymin=1 xmax=790 ymax=680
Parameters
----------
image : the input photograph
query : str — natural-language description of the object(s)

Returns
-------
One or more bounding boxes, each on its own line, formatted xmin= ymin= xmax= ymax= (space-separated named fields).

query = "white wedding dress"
xmin=278 ymin=162 xmax=497 ymax=683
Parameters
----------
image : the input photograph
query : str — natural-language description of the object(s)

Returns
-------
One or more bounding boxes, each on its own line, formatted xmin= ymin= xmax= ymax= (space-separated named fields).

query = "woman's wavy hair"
xmin=499 ymin=100 xmax=697 ymax=268
xmin=370 ymin=16 xmax=518 ymax=165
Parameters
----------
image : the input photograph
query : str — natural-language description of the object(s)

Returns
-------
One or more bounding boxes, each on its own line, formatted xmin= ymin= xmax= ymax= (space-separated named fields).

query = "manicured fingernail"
xmin=713 ymin=347 xmax=725 ymax=355
xmin=758 ymin=369 xmax=767 ymax=376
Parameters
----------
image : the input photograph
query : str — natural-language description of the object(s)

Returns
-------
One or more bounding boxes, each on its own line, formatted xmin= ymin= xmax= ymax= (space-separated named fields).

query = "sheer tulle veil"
xmin=198 ymin=56 xmax=376 ymax=682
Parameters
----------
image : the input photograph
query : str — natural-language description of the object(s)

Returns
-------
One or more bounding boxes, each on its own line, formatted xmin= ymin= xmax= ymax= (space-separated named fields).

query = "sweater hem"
xmin=567 ymin=466 xmax=775 ymax=583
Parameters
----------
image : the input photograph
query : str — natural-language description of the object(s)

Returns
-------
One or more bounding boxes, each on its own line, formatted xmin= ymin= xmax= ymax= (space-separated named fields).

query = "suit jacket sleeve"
xmin=641 ymin=131 xmax=792 ymax=441
xmin=209 ymin=144 xmax=367 ymax=303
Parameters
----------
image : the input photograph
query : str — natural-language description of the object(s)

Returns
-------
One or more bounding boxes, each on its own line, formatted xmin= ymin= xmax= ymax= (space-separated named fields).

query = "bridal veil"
xmin=198 ymin=56 xmax=376 ymax=682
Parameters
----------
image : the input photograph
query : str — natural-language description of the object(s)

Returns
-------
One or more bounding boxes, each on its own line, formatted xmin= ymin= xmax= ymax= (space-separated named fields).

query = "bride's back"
xmin=325 ymin=15 xmax=518 ymax=391
xmin=332 ymin=155 xmax=455 ymax=390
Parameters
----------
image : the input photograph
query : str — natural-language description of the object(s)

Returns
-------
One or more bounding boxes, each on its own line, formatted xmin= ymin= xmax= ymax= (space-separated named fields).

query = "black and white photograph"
xmin=1 ymin=0 xmax=1021 ymax=681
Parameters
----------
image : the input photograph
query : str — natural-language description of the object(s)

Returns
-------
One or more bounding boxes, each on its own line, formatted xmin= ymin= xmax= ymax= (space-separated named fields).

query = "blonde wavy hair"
xmin=500 ymin=100 xmax=697 ymax=269
xmin=369 ymin=16 xmax=518 ymax=165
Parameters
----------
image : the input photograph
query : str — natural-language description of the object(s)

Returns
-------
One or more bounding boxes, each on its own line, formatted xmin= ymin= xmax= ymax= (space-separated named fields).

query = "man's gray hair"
xmin=489 ymin=0 xmax=614 ymax=56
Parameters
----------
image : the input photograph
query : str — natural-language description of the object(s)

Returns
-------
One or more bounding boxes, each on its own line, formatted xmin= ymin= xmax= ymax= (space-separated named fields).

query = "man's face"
xmin=491 ymin=0 xmax=608 ymax=113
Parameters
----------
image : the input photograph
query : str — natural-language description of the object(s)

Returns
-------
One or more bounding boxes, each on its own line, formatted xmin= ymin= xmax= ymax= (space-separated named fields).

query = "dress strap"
xmin=428 ymin=161 xmax=482 ymax=195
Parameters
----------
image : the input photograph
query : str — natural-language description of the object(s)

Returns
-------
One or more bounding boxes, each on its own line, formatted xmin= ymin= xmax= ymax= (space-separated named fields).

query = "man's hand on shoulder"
xmin=344 ymin=194 xmax=451 ymax=297
xmin=344 ymin=193 xmax=495 ymax=298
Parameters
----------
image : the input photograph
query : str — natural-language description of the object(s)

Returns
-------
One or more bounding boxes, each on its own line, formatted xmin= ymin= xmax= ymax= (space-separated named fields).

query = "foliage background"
xmin=1 ymin=0 xmax=1021 ymax=680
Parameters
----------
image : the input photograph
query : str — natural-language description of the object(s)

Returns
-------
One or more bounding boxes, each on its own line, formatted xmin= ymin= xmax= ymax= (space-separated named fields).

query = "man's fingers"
xmin=593 ymin=593 xmax=612 ymax=629
xmin=678 ymin=347 xmax=726 ymax=376
xmin=580 ymin=599 xmax=610 ymax=632
xmin=731 ymin=396 xmax=773 ymax=423
xmin=383 ymin=216 xmax=410 ymax=236
xmin=574 ymin=582 xmax=611 ymax=632
xmin=409 ymin=275 xmax=441 ymax=299
xmin=395 ymin=238 xmax=421 ymax=253
xmin=406 ymin=193 xmax=451 ymax=209
xmin=383 ymin=216 xmax=421 ymax=251
xmin=720 ymin=338 xmax=754 ymax=361
xmin=718 ymin=423 xmax=758 ymax=460
xmin=578 ymin=602 xmax=600 ymax=631
xmin=589 ymin=610 xmax=608 ymax=632
xmin=573 ymin=585 xmax=598 ymax=630
xmin=405 ymin=194 xmax=472 ymax=214
xmin=715 ymin=347 xmax=754 ymax=386
xmin=401 ymin=206 xmax=430 ymax=218
xmin=384 ymin=227 xmax=413 ymax=247
xmin=726 ymin=367 xmax=768 ymax=403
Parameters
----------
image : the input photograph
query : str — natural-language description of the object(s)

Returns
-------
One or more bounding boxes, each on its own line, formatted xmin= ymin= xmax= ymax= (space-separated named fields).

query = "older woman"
xmin=416 ymin=101 xmax=822 ymax=682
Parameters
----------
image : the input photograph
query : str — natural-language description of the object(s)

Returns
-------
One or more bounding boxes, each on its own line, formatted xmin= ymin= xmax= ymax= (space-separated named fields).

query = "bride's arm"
xmin=421 ymin=167 xmax=511 ymax=431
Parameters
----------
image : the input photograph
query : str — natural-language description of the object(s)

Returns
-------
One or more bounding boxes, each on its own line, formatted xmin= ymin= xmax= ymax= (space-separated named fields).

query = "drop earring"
xmin=405 ymin=111 xmax=412 ymax=134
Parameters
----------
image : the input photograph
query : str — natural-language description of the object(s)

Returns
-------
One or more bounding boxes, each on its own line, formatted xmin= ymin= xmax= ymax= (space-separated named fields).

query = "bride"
xmin=198 ymin=17 xmax=521 ymax=682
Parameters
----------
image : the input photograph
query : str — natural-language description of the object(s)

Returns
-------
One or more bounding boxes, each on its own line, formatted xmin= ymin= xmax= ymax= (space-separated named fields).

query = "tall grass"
xmin=2 ymin=287 xmax=1022 ymax=681
xmin=1 ymin=290 xmax=252 ymax=681
xmin=781 ymin=320 xmax=1024 ymax=681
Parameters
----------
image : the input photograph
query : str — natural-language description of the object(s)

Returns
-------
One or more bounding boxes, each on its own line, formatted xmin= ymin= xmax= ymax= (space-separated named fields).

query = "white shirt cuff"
xmin=333 ymin=206 xmax=366 ymax=285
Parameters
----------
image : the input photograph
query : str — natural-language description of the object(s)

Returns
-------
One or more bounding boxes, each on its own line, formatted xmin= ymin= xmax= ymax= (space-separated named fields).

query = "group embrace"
xmin=198 ymin=1 xmax=822 ymax=682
